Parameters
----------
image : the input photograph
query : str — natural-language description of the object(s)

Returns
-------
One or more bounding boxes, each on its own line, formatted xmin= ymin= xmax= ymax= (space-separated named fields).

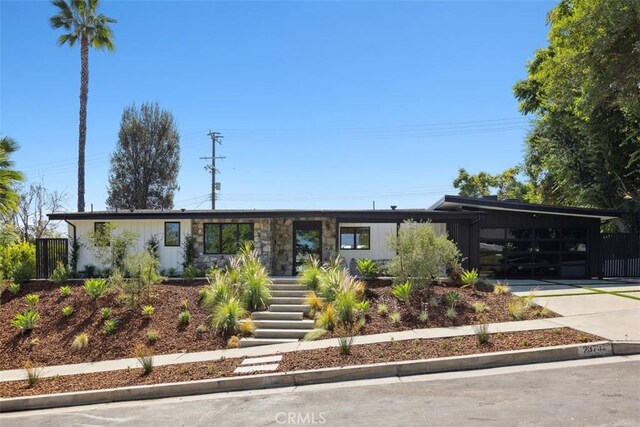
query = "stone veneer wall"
xmin=191 ymin=218 xmax=272 ymax=270
xmin=271 ymin=218 xmax=337 ymax=276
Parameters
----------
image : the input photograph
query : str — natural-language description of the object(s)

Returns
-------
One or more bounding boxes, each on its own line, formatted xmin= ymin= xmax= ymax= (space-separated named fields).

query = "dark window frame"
xmin=94 ymin=222 xmax=110 ymax=247
xmin=339 ymin=227 xmax=371 ymax=250
xmin=204 ymin=223 xmax=254 ymax=255
xmin=164 ymin=222 xmax=181 ymax=247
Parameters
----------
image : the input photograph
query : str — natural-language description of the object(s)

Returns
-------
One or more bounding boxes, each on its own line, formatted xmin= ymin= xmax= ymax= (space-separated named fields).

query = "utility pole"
xmin=200 ymin=131 xmax=225 ymax=210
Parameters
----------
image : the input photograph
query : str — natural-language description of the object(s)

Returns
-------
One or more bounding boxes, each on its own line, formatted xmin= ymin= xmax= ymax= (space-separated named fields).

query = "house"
xmin=47 ymin=195 xmax=620 ymax=279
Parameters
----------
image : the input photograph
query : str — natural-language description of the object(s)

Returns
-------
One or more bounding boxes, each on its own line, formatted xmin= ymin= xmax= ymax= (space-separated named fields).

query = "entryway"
xmin=292 ymin=221 xmax=322 ymax=275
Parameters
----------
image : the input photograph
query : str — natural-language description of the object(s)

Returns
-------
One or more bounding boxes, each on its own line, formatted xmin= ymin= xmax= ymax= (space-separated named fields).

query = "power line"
xmin=200 ymin=131 xmax=225 ymax=210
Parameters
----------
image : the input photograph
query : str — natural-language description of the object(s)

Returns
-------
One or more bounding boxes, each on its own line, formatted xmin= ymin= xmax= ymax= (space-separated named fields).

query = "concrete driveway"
xmin=508 ymin=278 xmax=640 ymax=341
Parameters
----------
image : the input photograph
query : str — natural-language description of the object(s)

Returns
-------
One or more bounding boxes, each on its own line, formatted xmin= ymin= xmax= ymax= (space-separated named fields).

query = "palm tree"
xmin=50 ymin=0 xmax=116 ymax=212
xmin=0 ymin=137 xmax=25 ymax=217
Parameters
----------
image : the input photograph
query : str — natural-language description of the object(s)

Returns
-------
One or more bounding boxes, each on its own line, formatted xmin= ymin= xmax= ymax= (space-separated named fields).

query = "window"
xmin=340 ymin=227 xmax=370 ymax=250
xmin=204 ymin=223 xmax=254 ymax=254
xmin=94 ymin=222 xmax=110 ymax=247
xmin=164 ymin=222 xmax=180 ymax=247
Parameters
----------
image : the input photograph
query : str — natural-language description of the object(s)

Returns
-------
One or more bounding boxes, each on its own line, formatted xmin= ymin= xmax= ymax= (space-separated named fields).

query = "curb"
xmin=1 ymin=340 xmax=638 ymax=413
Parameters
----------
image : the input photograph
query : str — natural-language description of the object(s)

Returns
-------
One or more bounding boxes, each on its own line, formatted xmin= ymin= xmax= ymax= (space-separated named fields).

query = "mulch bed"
xmin=0 ymin=328 xmax=602 ymax=398
xmin=0 ymin=280 xmax=224 ymax=370
xmin=279 ymin=328 xmax=600 ymax=372
xmin=319 ymin=279 xmax=557 ymax=339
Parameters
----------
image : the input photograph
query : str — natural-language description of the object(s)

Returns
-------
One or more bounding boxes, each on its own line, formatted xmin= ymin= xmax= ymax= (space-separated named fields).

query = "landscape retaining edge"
xmin=1 ymin=340 xmax=638 ymax=413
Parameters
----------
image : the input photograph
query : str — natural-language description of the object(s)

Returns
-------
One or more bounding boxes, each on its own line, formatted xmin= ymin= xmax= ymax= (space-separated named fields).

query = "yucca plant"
xmin=315 ymin=304 xmax=337 ymax=331
xmin=305 ymin=292 xmax=324 ymax=318
xmin=391 ymin=281 xmax=412 ymax=303
xmin=299 ymin=255 xmax=322 ymax=291
xmin=356 ymin=258 xmax=378 ymax=279
xmin=12 ymin=309 xmax=40 ymax=334
xmin=84 ymin=278 xmax=108 ymax=298
xmin=461 ymin=268 xmax=479 ymax=289
xmin=211 ymin=297 xmax=247 ymax=336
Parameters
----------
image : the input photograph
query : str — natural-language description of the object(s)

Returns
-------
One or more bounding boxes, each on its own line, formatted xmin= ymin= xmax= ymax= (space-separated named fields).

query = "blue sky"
xmin=1 ymin=0 xmax=553 ymax=212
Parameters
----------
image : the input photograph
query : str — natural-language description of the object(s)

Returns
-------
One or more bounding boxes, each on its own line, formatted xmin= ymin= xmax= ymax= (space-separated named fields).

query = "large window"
xmin=479 ymin=227 xmax=588 ymax=278
xmin=204 ymin=223 xmax=254 ymax=254
xmin=340 ymin=227 xmax=370 ymax=250
xmin=164 ymin=222 xmax=180 ymax=247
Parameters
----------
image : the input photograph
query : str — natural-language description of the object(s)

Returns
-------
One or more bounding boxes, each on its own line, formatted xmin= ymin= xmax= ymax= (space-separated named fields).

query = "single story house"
xmin=48 ymin=195 xmax=620 ymax=279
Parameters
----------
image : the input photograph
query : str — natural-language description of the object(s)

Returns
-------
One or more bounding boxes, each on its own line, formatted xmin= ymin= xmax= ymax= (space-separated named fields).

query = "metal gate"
xmin=35 ymin=238 xmax=69 ymax=279
xmin=601 ymin=233 xmax=640 ymax=277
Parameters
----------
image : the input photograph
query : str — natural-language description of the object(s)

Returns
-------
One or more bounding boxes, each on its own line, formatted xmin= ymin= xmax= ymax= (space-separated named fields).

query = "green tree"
xmin=106 ymin=103 xmax=181 ymax=210
xmin=453 ymin=167 xmax=540 ymax=202
xmin=50 ymin=0 xmax=116 ymax=212
xmin=513 ymin=0 xmax=640 ymax=230
xmin=0 ymin=137 xmax=25 ymax=217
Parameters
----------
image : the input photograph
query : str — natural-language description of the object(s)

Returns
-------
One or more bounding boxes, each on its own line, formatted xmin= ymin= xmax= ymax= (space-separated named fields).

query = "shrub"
xmin=84 ymin=223 xmax=138 ymax=272
xmin=23 ymin=361 xmax=43 ymax=387
xmin=146 ymin=329 xmax=159 ymax=344
xmin=337 ymin=335 xmax=355 ymax=355
xmin=100 ymin=307 xmax=112 ymax=319
xmin=446 ymin=307 xmax=457 ymax=320
xmin=0 ymin=242 xmax=36 ymax=283
xmin=238 ymin=319 xmax=255 ymax=336
xmin=50 ymin=262 xmax=69 ymax=284
xmin=84 ymin=278 xmax=108 ymax=298
xmin=12 ymin=309 xmax=40 ymax=334
xmin=448 ymin=263 xmax=464 ymax=286
xmin=299 ymin=256 xmax=322 ymax=291
xmin=387 ymin=221 xmax=460 ymax=287
xmin=240 ymin=260 xmax=271 ymax=311
xmin=181 ymin=233 xmax=198 ymax=271
xmin=508 ymin=298 xmax=526 ymax=320
xmin=141 ymin=305 xmax=155 ymax=317
xmin=389 ymin=311 xmax=401 ymax=324
xmin=25 ymin=293 xmax=40 ymax=308
xmin=81 ymin=264 xmax=98 ymax=278
xmin=59 ymin=285 xmax=72 ymax=297
xmin=391 ymin=281 xmax=412 ymax=303
xmin=445 ymin=290 xmax=460 ymax=309
xmin=377 ymin=303 xmax=389 ymax=315
xmin=473 ymin=324 xmax=490 ymax=344
xmin=182 ymin=265 xmax=198 ymax=281
xmin=472 ymin=301 xmax=488 ymax=313
xmin=211 ymin=298 xmax=247 ymax=336
xmin=461 ymin=269 xmax=479 ymax=289
xmin=494 ymin=283 xmax=511 ymax=294
xmin=179 ymin=310 xmax=191 ymax=325
xmin=304 ymin=328 xmax=328 ymax=341
xmin=315 ymin=305 xmax=337 ymax=331
xmin=305 ymin=292 xmax=325 ymax=318
xmin=134 ymin=345 xmax=154 ymax=375
xmin=71 ymin=332 xmax=89 ymax=350
xmin=8 ymin=282 xmax=20 ymax=295
xmin=356 ymin=258 xmax=379 ymax=279
xmin=61 ymin=305 xmax=74 ymax=317
xmin=102 ymin=319 xmax=118 ymax=335
xmin=227 ymin=335 xmax=241 ymax=349
xmin=418 ymin=309 xmax=429 ymax=323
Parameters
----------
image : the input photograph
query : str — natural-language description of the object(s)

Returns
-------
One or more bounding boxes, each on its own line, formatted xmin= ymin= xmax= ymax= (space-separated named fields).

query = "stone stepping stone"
xmin=241 ymin=355 xmax=283 ymax=366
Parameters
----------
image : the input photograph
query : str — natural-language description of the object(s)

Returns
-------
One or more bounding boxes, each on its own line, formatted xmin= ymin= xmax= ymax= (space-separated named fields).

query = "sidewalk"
xmin=0 ymin=311 xmax=631 ymax=383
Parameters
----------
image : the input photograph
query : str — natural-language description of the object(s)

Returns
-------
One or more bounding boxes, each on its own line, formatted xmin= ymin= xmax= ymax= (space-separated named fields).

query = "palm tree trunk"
xmin=77 ymin=34 xmax=89 ymax=212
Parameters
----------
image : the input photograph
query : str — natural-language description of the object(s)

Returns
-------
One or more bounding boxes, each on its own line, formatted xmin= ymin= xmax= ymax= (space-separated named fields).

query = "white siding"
xmin=69 ymin=219 xmax=191 ymax=272
xmin=338 ymin=222 xmax=447 ymax=264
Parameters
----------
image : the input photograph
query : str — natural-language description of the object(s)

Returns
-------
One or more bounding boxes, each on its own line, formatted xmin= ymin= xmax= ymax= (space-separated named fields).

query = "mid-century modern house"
xmin=47 ymin=195 xmax=620 ymax=279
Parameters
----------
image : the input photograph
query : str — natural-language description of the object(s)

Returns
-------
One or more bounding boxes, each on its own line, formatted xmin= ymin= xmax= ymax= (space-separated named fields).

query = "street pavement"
xmin=2 ymin=355 xmax=639 ymax=426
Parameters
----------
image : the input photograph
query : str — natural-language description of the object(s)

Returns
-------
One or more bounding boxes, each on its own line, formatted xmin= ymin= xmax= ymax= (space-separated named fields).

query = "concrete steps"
xmin=239 ymin=277 xmax=314 ymax=348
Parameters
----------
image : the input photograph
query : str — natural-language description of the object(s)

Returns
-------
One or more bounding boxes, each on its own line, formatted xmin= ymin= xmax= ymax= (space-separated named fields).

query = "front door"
xmin=293 ymin=221 xmax=322 ymax=275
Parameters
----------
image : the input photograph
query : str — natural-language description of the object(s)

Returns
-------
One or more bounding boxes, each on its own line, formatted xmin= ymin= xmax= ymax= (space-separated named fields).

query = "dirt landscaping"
xmin=0 ymin=327 xmax=602 ymax=398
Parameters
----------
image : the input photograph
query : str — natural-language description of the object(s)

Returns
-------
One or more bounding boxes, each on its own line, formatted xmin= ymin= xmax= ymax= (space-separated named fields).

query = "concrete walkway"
xmin=2 ymin=278 xmax=637 ymax=384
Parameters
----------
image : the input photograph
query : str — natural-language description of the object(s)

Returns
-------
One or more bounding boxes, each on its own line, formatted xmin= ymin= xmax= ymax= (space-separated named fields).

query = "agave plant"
xmin=461 ymin=268 xmax=479 ymax=289
xmin=391 ymin=281 xmax=412 ymax=303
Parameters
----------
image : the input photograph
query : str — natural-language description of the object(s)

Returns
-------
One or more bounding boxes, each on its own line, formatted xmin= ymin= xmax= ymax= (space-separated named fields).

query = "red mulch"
xmin=0 ymin=280 xmax=224 ymax=370
xmin=279 ymin=328 xmax=601 ymax=372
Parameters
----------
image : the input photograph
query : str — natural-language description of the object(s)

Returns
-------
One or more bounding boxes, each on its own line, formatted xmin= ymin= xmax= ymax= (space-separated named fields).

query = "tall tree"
xmin=452 ymin=167 xmax=540 ymax=202
xmin=513 ymin=0 xmax=640 ymax=231
xmin=106 ymin=103 xmax=181 ymax=210
xmin=50 ymin=0 xmax=116 ymax=212
xmin=0 ymin=137 xmax=25 ymax=217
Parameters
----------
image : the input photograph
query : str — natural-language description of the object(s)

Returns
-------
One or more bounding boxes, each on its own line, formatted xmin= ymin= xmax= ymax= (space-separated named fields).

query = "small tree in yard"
xmin=84 ymin=223 xmax=138 ymax=273
xmin=387 ymin=221 xmax=460 ymax=288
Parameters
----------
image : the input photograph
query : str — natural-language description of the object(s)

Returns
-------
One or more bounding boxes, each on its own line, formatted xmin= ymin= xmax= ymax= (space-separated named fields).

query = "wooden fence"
xmin=35 ymin=238 xmax=69 ymax=279
xmin=601 ymin=233 xmax=640 ymax=277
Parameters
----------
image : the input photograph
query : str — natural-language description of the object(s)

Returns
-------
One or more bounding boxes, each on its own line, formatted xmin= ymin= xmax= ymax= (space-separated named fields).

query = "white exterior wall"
xmin=69 ymin=219 xmax=191 ymax=272
xmin=338 ymin=222 xmax=447 ymax=264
